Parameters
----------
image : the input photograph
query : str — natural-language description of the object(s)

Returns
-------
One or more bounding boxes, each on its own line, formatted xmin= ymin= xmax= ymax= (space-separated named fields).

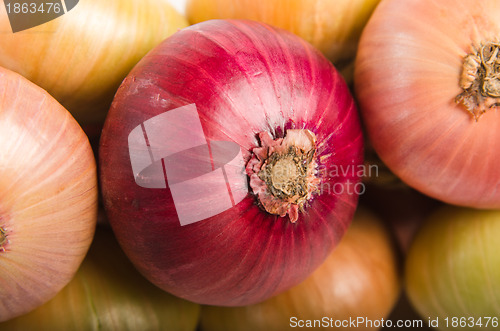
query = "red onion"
xmin=199 ymin=209 xmax=400 ymax=331
xmin=100 ymin=19 xmax=363 ymax=306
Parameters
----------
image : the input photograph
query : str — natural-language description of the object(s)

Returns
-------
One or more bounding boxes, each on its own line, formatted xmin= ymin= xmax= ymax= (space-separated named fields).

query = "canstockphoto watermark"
xmin=290 ymin=316 xmax=425 ymax=329
xmin=3 ymin=0 xmax=79 ymax=33
xmin=317 ymin=163 xmax=378 ymax=196
xmin=290 ymin=316 xmax=500 ymax=329
xmin=269 ymin=161 xmax=379 ymax=196
xmin=317 ymin=163 xmax=378 ymax=180
xmin=318 ymin=179 xmax=367 ymax=195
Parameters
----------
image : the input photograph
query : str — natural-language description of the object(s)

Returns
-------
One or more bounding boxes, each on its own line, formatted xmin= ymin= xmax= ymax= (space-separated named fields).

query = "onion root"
xmin=246 ymin=129 xmax=320 ymax=223
xmin=0 ymin=226 xmax=6 ymax=252
xmin=456 ymin=41 xmax=500 ymax=120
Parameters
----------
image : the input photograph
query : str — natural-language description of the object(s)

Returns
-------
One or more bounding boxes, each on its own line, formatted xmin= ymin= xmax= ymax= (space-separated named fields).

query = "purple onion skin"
xmin=99 ymin=19 xmax=363 ymax=306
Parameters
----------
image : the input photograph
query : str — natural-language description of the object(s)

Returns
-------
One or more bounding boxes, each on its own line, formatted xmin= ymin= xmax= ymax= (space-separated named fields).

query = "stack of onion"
xmin=0 ymin=228 xmax=200 ymax=331
xmin=0 ymin=0 xmax=188 ymax=124
xmin=100 ymin=19 xmax=363 ymax=306
xmin=200 ymin=209 xmax=400 ymax=331
xmin=355 ymin=0 xmax=500 ymax=208
xmin=0 ymin=67 xmax=97 ymax=321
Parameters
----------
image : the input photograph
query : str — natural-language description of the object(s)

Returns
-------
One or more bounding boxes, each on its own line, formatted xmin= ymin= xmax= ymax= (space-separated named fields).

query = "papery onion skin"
xmin=100 ymin=19 xmax=363 ymax=306
xmin=0 ymin=227 xmax=200 ymax=331
xmin=0 ymin=67 xmax=97 ymax=321
xmin=354 ymin=0 xmax=500 ymax=208
xmin=0 ymin=0 xmax=188 ymax=125
xmin=406 ymin=207 xmax=500 ymax=328
xmin=186 ymin=0 xmax=381 ymax=65
xmin=200 ymin=209 xmax=400 ymax=331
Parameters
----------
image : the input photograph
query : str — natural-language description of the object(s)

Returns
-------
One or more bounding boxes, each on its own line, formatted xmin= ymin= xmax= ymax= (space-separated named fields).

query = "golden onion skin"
xmin=186 ymin=0 xmax=381 ymax=65
xmin=0 ymin=228 xmax=200 ymax=331
xmin=0 ymin=0 xmax=188 ymax=125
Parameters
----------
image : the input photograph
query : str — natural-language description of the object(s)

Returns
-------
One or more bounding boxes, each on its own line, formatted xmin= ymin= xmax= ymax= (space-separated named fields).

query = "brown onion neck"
xmin=456 ymin=41 xmax=500 ymax=120
xmin=245 ymin=129 xmax=320 ymax=223
xmin=0 ymin=226 xmax=7 ymax=252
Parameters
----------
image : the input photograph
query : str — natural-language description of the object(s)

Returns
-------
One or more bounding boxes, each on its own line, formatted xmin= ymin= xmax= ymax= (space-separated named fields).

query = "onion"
xmin=186 ymin=0 xmax=381 ymax=65
xmin=0 ymin=67 xmax=97 ymax=321
xmin=0 ymin=227 xmax=200 ymax=330
xmin=199 ymin=209 xmax=400 ymax=331
xmin=406 ymin=206 xmax=500 ymax=328
xmin=100 ymin=19 xmax=363 ymax=306
xmin=0 ymin=0 xmax=188 ymax=125
xmin=355 ymin=0 xmax=500 ymax=208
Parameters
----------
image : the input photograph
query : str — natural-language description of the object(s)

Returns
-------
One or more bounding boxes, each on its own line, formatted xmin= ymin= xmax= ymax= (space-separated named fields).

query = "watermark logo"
xmin=128 ymin=104 xmax=248 ymax=226
xmin=4 ymin=0 xmax=79 ymax=33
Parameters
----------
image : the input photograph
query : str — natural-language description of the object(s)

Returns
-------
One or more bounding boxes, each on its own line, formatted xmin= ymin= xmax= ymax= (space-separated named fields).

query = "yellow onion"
xmin=0 ymin=227 xmax=200 ymax=331
xmin=0 ymin=67 xmax=97 ymax=321
xmin=406 ymin=206 xmax=500 ymax=330
xmin=0 ymin=0 xmax=188 ymax=125
xmin=199 ymin=209 xmax=400 ymax=331
xmin=186 ymin=0 xmax=381 ymax=65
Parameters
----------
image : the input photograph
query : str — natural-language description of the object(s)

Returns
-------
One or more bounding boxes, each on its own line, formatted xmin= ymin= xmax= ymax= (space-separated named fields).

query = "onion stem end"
xmin=456 ymin=42 xmax=500 ymax=120
xmin=0 ymin=226 xmax=7 ymax=252
xmin=246 ymin=129 xmax=320 ymax=223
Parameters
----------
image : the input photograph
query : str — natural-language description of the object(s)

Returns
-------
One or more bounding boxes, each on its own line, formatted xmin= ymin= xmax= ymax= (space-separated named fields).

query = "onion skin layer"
xmin=0 ymin=0 xmax=188 ymax=125
xmin=100 ymin=19 xmax=363 ymax=306
xmin=355 ymin=0 xmax=500 ymax=208
xmin=406 ymin=207 xmax=500 ymax=329
xmin=0 ymin=228 xmax=200 ymax=331
xmin=200 ymin=209 xmax=400 ymax=331
xmin=0 ymin=67 xmax=98 ymax=321
xmin=186 ymin=0 xmax=381 ymax=65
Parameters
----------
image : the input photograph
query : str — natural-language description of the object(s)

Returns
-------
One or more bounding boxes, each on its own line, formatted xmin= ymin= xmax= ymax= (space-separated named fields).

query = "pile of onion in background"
xmin=1 ymin=0 xmax=500 ymax=330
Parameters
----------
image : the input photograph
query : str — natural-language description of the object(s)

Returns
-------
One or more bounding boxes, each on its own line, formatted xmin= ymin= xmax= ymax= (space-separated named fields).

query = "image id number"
xmin=444 ymin=317 xmax=499 ymax=328
xmin=5 ymin=2 xmax=63 ymax=14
